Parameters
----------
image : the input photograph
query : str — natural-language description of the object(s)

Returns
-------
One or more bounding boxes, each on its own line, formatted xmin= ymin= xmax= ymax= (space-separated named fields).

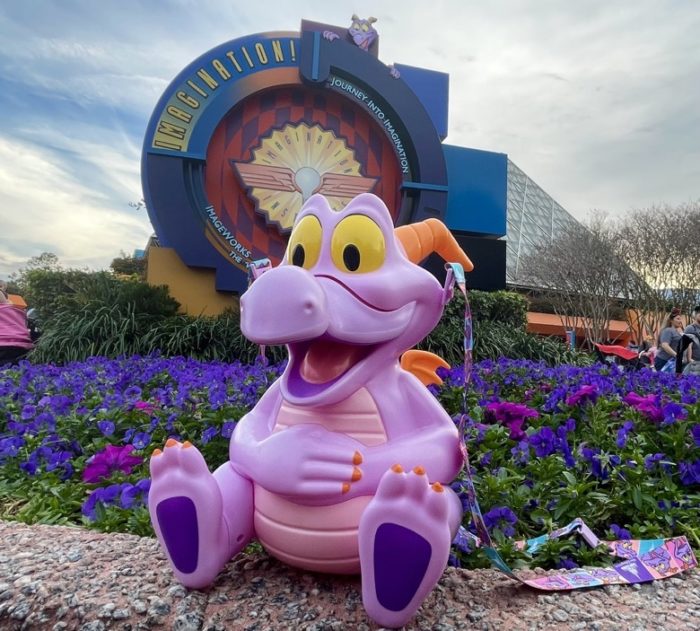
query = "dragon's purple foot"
xmin=149 ymin=439 xmax=252 ymax=589
xmin=359 ymin=465 xmax=454 ymax=628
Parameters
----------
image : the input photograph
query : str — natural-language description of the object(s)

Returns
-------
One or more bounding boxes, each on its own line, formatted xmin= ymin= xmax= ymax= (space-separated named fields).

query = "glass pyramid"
xmin=506 ymin=159 xmax=581 ymax=285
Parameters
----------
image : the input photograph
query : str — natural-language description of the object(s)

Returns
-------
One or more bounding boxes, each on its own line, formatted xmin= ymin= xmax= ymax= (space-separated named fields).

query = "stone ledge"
xmin=0 ymin=521 xmax=697 ymax=630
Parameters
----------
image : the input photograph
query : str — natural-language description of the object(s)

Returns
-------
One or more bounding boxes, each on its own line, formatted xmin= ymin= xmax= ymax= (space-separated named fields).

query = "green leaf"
xmin=631 ymin=487 xmax=643 ymax=511
xmin=562 ymin=471 xmax=577 ymax=486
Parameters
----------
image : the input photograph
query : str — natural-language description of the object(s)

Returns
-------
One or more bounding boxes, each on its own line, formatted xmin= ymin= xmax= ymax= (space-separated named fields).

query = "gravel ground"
xmin=0 ymin=520 xmax=698 ymax=631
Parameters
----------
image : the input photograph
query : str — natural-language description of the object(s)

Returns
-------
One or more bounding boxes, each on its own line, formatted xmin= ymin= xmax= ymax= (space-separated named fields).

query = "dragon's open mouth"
xmin=287 ymin=337 xmax=378 ymax=397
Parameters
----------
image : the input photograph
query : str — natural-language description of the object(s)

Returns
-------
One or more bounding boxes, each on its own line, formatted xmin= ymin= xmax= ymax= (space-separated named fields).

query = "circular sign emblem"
xmin=232 ymin=122 xmax=378 ymax=232
xmin=142 ymin=29 xmax=448 ymax=292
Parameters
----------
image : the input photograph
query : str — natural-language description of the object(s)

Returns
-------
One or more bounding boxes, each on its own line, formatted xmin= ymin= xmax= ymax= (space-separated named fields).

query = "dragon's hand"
xmin=247 ymin=424 xmax=364 ymax=499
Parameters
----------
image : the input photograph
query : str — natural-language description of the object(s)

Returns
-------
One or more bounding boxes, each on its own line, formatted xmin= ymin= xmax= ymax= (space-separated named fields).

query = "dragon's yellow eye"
xmin=287 ymin=215 xmax=322 ymax=270
xmin=331 ymin=215 xmax=385 ymax=273
xmin=361 ymin=23 xmax=369 ymax=32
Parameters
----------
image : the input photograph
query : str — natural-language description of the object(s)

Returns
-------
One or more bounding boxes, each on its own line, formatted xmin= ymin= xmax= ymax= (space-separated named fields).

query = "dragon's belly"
xmin=254 ymin=387 xmax=386 ymax=574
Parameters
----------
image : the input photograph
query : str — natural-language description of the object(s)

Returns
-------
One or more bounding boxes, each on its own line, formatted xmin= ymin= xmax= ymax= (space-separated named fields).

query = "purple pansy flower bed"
xmin=0 ymin=355 xmax=698 ymax=570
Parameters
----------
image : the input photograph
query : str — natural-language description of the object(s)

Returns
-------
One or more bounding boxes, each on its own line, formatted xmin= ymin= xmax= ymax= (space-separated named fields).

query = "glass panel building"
xmin=505 ymin=160 xmax=581 ymax=286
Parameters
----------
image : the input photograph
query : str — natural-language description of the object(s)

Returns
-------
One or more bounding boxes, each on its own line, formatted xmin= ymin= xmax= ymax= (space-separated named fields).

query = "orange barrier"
xmin=526 ymin=312 xmax=632 ymax=346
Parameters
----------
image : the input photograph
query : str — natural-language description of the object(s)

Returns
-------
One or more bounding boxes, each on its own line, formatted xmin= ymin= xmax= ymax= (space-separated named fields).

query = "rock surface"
xmin=0 ymin=521 xmax=698 ymax=630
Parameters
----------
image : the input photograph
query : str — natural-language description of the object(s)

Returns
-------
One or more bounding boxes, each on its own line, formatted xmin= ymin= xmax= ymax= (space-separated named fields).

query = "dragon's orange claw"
xmin=353 ymin=451 xmax=363 ymax=465
xmin=182 ymin=441 xmax=193 ymax=448
xmin=431 ymin=482 xmax=444 ymax=493
xmin=413 ymin=465 xmax=426 ymax=475
xmin=351 ymin=467 xmax=362 ymax=482
xmin=165 ymin=438 xmax=179 ymax=448
xmin=151 ymin=448 xmax=163 ymax=457
xmin=391 ymin=464 xmax=404 ymax=473
xmin=342 ymin=483 xmax=351 ymax=494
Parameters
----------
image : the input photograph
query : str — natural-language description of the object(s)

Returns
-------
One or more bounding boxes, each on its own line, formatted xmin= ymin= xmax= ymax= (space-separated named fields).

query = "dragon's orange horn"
xmin=394 ymin=218 xmax=474 ymax=271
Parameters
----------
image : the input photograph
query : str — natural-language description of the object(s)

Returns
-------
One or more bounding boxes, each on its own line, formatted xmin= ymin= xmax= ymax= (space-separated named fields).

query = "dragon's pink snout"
xmin=241 ymin=264 xmax=329 ymax=345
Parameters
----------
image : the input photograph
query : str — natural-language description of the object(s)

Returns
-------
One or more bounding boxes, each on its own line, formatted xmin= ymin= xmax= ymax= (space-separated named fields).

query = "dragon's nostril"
xmin=303 ymin=300 xmax=315 ymax=314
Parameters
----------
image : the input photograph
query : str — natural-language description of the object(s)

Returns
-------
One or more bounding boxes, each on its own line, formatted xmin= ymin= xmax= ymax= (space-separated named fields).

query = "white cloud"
xmin=0 ymin=0 xmax=698 ymax=279
xmin=0 ymin=136 xmax=152 ymax=277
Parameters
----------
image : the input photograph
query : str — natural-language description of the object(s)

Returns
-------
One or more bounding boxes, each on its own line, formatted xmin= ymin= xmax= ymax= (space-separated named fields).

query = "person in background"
xmin=0 ymin=280 xmax=34 ymax=366
xmin=682 ymin=305 xmax=700 ymax=375
xmin=654 ymin=308 xmax=683 ymax=372
xmin=638 ymin=336 xmax=657 ymax=368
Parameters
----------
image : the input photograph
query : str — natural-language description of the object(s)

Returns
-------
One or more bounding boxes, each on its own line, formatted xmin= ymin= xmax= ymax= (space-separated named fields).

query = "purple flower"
xmin=0 ymin=436 xmax=25 ymax=462
xmin=510 ymin=441 xmax=530 ymax=464
xmin=528 ymin=427 xmax=557 ymax=457
xmin=82 ymin=444 xmax=143 ymax=484
xmin=452 ymin=525 xmax=474 ymax=554
xmin=34 ymin=412 xmax=56 ymax=431
xmin=45 ymin=450 xmax=72 ymax=473
xmin=484 ymin=401 xmax=538 ymax=440
xmin=131 ymin=432 xmax=151 ymax=450
xmin=644 ymin=453 xmax=666 ymax=470
xmin=678 ymin=460 xmax=700 ymax=486
xmin=556 ymin=557 xmax=579 ymax=570
xmin=581 ymin=447 xmax=619 ymax=479
xmin=221 ymin=421 xmax=236 ymax=438
xmin=692 ymin=425 xmax=700 ymax=448
xmin=97 ymin=421 xmax=115 ymax=437
xmin=623 ymin=392 xmax=663 ymax=423
xmin=20 ymin=458 xmax=38 ymax=476
xmin=562 ymin=417 xmax=576 ymax=433
xmin=616 ymin=421 xmax=635 ymax=448
xmin=483 ymin=506 xmax=518 ymax=537
xmin=123 ymin=386 xmax=142 ymax=400
xmin=134 ymin=400 xmax=156 ymax=414
xmin=556 ymin=430 xmax=576 ymax=467
xmin=201 ymin=426 xmax=219 ymax=445
xmin=610 ymin=523 xmax=632 ymax=540
xmin=7 ymin=420 xmax=27 ymax=436
xmin=165 ymin=413 xmax=177 ymax=431
xmin=478 ymin=451 xmax=493 ymax=467
xmin=120 ymin=478 xmax=151 ymax=509
xmin=661 ymin=401 xmax=686 ymax=425
xmin=565 ymin=385 xmax=599 ymax=407
xmin=20 ymin=404 xmax=37 ymax=420
xmin=81 ymin=483 xmax=129 ymax=520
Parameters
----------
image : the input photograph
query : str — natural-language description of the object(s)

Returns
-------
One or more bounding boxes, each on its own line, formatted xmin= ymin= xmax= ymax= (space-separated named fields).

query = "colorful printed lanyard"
xmin=444 ymin=262 xmax=697 ymax=589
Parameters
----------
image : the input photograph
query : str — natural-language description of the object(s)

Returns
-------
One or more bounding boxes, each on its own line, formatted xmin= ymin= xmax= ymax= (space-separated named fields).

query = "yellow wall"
xmin=146 ymin=246 xmax=238 ymax=316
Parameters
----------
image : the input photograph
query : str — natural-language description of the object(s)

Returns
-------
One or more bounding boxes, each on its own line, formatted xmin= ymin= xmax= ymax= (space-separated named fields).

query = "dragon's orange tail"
xmin=394 ymin=218 xmax=474 ymax=271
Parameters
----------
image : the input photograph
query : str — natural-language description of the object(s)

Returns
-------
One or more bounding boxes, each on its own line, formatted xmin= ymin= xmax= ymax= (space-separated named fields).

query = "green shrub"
xmin=32 ymin=303 xmax=158 ymax=363
xmin=53 ymin=272 xmax=180 ymax=319
xmin=18 ymin=268 xmax=179 ymax=323
xmin=468 ymin=290 xmax=528 ymax=329
xmin=20 ymin=269 xmax=94 ymax=321
xmin=419 ymin=290 xmax=591 ymax=367
xmin=31 ymin=307 xmax=287 ymax=365
xmin=473 ymin=322 xmax=592 ymax=366
xmin=28 ymin=274 xmax=185 ymax=364
xmin=138 ymin=313 xmax=286 ymax=364
xmin=30 ymin=276 xmax=586 ymax=367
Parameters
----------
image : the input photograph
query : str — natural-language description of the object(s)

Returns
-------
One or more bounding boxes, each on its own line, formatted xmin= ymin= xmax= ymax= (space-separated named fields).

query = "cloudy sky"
xmin=1 ymin=0 xmax=698 ymax=278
